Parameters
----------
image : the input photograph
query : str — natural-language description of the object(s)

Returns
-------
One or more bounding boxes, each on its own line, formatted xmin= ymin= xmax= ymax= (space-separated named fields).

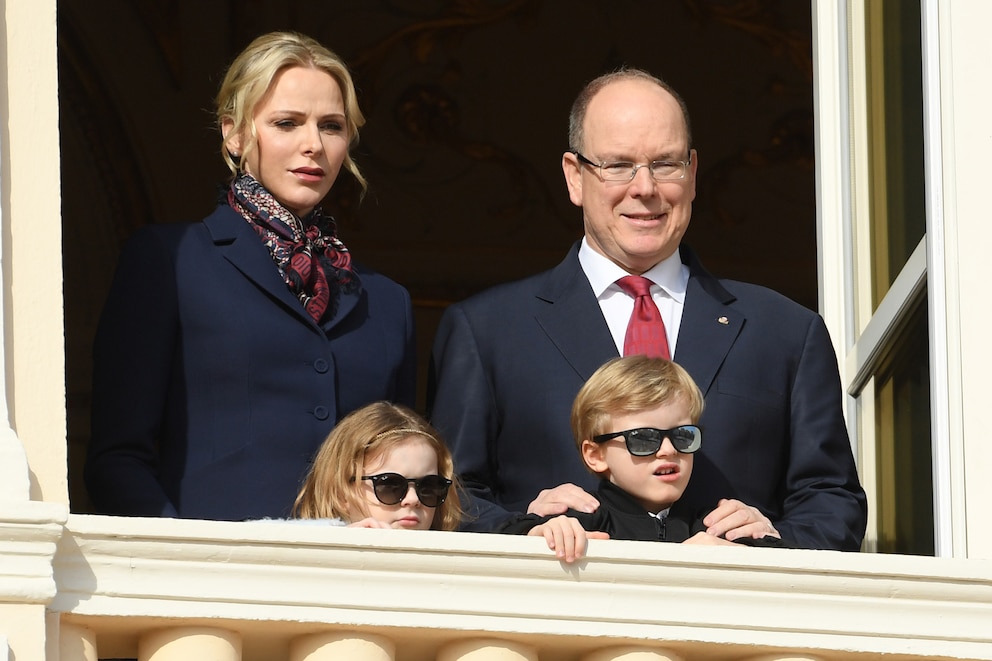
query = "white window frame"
xmin=811 ymin=0 xmax=955 ymax=557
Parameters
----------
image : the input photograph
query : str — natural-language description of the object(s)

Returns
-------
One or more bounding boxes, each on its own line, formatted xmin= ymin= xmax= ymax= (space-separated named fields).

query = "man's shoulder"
xmin=447 ymin=245 xmax=583 ymax=314
xmin=703 ymin=273 xmax=820 ymax=320
xmin=456 ymin=270 xmax=552 ymax=307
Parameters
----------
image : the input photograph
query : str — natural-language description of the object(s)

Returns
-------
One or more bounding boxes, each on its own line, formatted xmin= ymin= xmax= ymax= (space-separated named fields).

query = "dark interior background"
xmin=59 ymin=0 xmax=817 ymax=512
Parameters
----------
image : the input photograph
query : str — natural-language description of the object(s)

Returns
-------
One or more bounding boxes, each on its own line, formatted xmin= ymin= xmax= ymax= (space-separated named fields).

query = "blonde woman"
xmin=86 ymin=32 xmax=415 ymax=521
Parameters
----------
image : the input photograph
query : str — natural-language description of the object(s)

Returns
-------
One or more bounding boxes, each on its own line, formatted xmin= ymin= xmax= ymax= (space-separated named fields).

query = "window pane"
xmin=873 ymin=295 xmax=933 ymax=555
xmin=865 ymin=0 xmax=926 ymax=309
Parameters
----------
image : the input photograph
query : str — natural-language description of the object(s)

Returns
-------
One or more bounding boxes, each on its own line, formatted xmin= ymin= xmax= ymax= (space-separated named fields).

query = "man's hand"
xmin=528 ymin=515 xmax=610 ymax=563
xmin=527 ymin=483 xmax=600 ymax=516
xmin=703 ymin=498 xmax=781 ymax=541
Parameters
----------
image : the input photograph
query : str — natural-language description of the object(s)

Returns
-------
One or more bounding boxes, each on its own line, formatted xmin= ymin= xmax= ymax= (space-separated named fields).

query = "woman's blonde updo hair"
xmin=215 ymin=30 xmax=367 ymax=193
xmin=293 ymin=401 xmax=464 ymax=531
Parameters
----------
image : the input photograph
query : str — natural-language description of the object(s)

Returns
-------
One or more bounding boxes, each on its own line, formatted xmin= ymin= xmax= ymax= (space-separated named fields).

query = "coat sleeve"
xmin=774 ymin=315 xmax=868 ymax=550
xmin=428 ymin=302 xmax=518 ymax=531
xmin=394 ymin=284 xmax=417 ymax=408
xmin=85 ymin=227 xmax=180 ymax=517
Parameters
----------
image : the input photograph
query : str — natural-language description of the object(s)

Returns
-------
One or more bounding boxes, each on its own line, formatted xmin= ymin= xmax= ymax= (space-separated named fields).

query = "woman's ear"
xmin=581 ymin=439 xmax=609 ymax=475
xmin=221 ymin=118 xmax=243 ymax=157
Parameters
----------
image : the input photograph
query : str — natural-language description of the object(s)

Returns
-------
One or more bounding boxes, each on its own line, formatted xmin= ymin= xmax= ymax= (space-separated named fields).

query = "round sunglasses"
xmin=592 ymin=425 xmax=702 ymax=455
xmin=359 ymin=472 xmax=452 ymax=508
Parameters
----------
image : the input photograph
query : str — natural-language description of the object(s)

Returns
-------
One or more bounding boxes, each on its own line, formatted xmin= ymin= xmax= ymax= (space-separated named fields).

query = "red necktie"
xmin=617 ymin=275 xmax=671 ymax=359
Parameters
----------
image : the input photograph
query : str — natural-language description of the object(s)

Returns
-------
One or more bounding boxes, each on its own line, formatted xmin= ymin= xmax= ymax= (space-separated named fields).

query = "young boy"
xmin=499 ymin=355 xmax=785 ymax=560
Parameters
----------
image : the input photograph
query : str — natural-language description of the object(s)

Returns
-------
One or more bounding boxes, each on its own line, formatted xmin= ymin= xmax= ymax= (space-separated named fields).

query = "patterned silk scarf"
xmin=227 ymin=173 xmax=358 ymax=323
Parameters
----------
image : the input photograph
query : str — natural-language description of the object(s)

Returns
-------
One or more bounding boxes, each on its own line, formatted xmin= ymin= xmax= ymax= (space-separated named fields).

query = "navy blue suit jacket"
xmin=428 ymin=243 xmax=867 ymax=550
xmin=85 ymin=204 xmax=416 ymax=521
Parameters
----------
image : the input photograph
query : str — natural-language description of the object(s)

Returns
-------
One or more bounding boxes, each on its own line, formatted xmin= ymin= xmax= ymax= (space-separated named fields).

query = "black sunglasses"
xmin=592 ymin=425 xmax=702 ymax=455
xmin=359 ymin=472 xmax=452 ymax=507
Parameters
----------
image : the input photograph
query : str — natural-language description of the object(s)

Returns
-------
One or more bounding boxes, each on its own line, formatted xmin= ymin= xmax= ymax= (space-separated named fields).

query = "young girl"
xmin=293 ymin=401 xmax=462 ymax=530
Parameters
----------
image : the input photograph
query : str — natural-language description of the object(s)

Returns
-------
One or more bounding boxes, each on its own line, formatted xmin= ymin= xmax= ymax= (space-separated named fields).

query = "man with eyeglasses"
xmin=427 ymin=68 xmax=867 ymax=551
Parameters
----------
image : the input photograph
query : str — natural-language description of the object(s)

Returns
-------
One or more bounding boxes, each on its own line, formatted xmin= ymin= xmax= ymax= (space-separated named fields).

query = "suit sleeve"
xmin=394 ymin=285 xmax=417 ymax=409
xmin=428 ymin=303 xmax=518 ymax=531
xmin=85 ymin=228 xmax=180 ymax=517
xmin=774 ymin=315 xmax=868 ymax=550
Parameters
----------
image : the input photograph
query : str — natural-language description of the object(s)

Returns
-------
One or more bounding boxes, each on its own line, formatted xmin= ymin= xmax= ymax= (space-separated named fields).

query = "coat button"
xmin=313 ymin=405 xmax=329 ymax=420
xmin=313 ymin=358 xmax=329 ymax=373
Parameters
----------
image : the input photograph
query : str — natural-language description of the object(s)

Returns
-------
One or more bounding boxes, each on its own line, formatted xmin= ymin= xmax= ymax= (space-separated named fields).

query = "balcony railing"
xmin=4 ymin=504 xmax=992 ymax=660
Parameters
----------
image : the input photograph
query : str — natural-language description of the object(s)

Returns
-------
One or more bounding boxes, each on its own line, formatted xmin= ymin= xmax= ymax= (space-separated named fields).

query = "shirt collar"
xmin=578 ymin=237 xmax=688 ymax=302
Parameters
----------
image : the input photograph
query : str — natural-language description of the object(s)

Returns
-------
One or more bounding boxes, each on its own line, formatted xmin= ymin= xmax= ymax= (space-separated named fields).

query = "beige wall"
xmin=3 ymin=0 xmax=67 ymax=504
xmin=0 ymin=604 xmax=47 ymax=661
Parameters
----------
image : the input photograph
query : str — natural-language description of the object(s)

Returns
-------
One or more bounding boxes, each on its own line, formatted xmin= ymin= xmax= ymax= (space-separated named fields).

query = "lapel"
xmin=672 ymin=245 xmax=743 ymax=396
xmin=320 ymin=275 xmax=362 ymax=332
xmin=202 ymin=205 xmax=336 ymax=332
xmin=534 ymin=242 xmax=620 ymax=381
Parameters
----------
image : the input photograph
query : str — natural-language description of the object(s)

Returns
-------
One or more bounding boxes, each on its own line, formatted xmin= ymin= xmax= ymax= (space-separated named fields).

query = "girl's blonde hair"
xmin=293 ymin=401 xmax=463 ymax=530
xmin=215 ymin=30 xmax=367 ymax=194
xmin=571 ymin=356 xmax=704 ymax=468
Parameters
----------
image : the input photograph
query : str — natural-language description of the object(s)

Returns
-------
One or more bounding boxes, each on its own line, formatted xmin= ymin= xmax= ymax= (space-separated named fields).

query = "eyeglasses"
xmin=359 ymin=473 xmax=452 ymax=507
xmin=573 ymin=151 xmax=692 ymax=182
xmin=592 ymin=426 xmax=702 ymax=455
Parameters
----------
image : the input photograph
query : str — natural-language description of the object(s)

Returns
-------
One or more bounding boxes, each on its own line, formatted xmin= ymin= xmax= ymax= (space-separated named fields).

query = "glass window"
xmin=872 ymin=295 xmax=933 ymax=555
xmin=865 ymin=0 xmax=926 ymax=309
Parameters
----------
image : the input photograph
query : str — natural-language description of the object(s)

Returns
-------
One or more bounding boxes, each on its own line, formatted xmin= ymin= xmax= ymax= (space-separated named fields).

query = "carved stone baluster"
xmin=290 ymin=632 xmax=395 ymax=661
xmin=58 ymin=622 xmax=98 ymax=661
xmin=138 ymin=626 xmax=241 ymax=661
xmin=438 ymin=638 xmax=538 ymax=661
xmin=582 ymin=647 xmax=684 ymax=661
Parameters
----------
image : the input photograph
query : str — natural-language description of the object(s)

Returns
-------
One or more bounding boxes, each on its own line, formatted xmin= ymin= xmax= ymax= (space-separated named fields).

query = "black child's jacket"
xmin=498 ymin=479 xmax=788 ymax=547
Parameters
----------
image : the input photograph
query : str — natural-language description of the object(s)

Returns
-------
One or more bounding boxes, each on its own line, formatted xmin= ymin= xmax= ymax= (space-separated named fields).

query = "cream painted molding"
xmin=54 ymin=515 xmax=992 ymax=660
xmin=0 ymin=432 xmax=28 ymax=501
xmin=0 ymin=127 xmax=30 ymax=503
xmin=0 ymin=502 xmax=68 ymax=604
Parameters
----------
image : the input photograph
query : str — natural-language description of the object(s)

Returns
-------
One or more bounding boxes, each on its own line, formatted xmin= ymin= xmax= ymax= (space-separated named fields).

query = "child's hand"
xmin=347 ymin=517 xmax=393 ymax=529
xmin=682 ymin=531 xmax=738 ymax=546
xmin=528 ymin=515 xmax=609 ymax=563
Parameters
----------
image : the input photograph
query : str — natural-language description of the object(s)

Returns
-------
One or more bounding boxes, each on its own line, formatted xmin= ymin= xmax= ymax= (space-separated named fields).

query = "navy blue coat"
xmin=428 ymin=243 xmax=867 ymax=550
xmin=85 ymin=204 xmax=416 ymax=520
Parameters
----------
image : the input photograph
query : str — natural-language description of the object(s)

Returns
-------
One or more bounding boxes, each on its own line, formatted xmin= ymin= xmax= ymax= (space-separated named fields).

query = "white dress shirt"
xmin=577 ymin=238 xmax=689 ymax=357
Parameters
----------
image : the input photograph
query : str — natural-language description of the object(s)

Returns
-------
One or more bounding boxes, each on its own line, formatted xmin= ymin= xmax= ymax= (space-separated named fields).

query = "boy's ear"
xmin=581 ymin=439 xmax=609 ymax=474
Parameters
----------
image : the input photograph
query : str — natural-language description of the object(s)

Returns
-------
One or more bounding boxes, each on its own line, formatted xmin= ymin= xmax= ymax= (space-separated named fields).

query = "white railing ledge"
xmin=52 ymin=513 xmax=992 ymax=660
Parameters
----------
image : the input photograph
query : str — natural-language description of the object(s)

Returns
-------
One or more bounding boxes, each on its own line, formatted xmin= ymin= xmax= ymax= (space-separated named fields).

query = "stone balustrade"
xmin=4 ymin=508 xmax=992 ymax=660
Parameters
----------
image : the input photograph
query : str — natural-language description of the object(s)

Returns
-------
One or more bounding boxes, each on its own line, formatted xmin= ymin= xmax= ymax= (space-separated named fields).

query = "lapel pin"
xmin=717 ymin=316 xmax=729 ymax=325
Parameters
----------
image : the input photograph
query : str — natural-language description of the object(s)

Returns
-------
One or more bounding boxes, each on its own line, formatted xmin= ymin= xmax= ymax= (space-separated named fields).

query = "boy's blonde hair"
xmin=571 ymin=356 xmax=704 ymax=468
xmin=293 ymin=401 xmax=462 ymax=530
xmin=215 ymin=30 xmax=367 ymax=193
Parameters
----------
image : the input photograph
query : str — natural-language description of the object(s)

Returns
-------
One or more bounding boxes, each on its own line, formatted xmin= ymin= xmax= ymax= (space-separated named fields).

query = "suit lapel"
xmin=534 ymin=243 xmax=620 ymax=381
xmin=320 ymin=278 xmax=361 ymax=332
xmin=673 ymin=246 xmax=743 ymax=396
xmin=203 ymin=206 xmax=321 ymax=329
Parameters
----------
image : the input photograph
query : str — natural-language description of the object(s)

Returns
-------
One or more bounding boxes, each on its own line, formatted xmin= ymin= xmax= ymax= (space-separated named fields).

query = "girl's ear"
xmin=581 ymin=439 xmax=609 ymax=475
